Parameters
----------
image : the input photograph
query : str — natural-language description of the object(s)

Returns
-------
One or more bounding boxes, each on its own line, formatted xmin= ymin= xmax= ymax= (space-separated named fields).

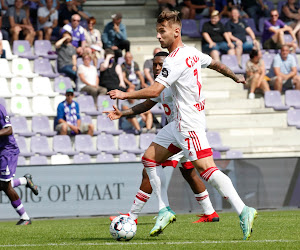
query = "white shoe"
xmin=248 ymin=93 xmax=255 ymax=99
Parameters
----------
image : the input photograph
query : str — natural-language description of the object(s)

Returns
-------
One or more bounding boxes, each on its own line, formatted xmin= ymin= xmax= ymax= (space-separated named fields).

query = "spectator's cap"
xmin=211 ymin=10 xmax=219 ymax=17
xmin=91 ymin=44 xmax=102 ymax=52
xmin=66 ymin=88 xmax=74 ymax=94
xmin=111 ymin=13 xmax=122 ymax=20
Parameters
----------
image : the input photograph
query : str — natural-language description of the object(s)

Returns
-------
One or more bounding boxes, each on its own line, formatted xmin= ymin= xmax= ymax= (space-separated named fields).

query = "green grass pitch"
xmin=0 ymin=210 xmax=299 ymax=249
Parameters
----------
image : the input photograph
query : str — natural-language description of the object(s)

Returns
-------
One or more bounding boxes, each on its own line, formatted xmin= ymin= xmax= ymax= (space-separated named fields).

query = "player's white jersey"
xmin=155 ymin=45 xmax=212 ymax=131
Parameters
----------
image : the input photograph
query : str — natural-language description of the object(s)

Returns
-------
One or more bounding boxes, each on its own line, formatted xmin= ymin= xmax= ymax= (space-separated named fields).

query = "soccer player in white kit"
xmin=108 ymin=11 xmax=257 ymax=240
xmin=105 ymin=51 xmax=219 ymax=224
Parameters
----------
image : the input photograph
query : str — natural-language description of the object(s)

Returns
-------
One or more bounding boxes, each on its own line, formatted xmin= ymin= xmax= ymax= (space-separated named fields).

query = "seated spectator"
xmin=157 ymin=0 xmax=177 ymax=12
xmin=227 ymin=0 xmax=248 ymax=18
xmin=55 ymin=31 xmax=77 ymax=82
xmin=58 ymin=0 xmax=88 ymax=27
xmin=77 ymin=53 xmax=107 ymax=104
xmin=267 ymin=45 xmax=300 ymax=92
xmin=55 ymin=88 xmax=94 ymax=136
xmin=37 ymin=0 xmax=58 ymax=40
xmin=24 ymin=0 xmax=43 ymax=29
xmin=40 ymin=0 xmax=60 ymax=10
xmin=0 ymin=0 xmax=15 ymax=11
xmin=61 ymin=14 xmax=86 ymax=56
xmin=99 ymin=48 xmax=127 ymax=92
xmin=121 ymin=88 xmax=154 ymax=134
xmin=122 ymin=52 xmax=147 ymax=90
xmin=180 ymin=0 xmax=212 ymax=19
xmin=2 ymin=0 xmax=36 ymax=45
xmin=241 ymin=0 xmax=269 ymax=28
xmin=74 ymin=0 xmax=90 ymax=18
xmin=225 ymin=7 xmax=259 ymax=66
xmin=102 ymin=13 xmax=130 ymax=61
xmin=246 ymin=49 xmax=270 ymax=99
xmin=143 ymin=48 xmax=162 ymax=86
xmin=202 ymin=10 xmax=233 ymax=61
xmin=214 ymin=0 xmax=230 ymax=17
xmin=262 ymin=9 xmax=297 ymax=51
xmin=0 ymin=31 xmax=6 ymax=58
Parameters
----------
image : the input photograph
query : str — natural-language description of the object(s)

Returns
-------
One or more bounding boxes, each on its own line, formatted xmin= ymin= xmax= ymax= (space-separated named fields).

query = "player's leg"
xmin=11 ymin=174 xmax=39 ymax=195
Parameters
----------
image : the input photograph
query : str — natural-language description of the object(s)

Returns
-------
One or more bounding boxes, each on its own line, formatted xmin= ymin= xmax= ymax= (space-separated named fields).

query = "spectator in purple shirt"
xmin=0 ymin=104 xmax=39 ymax=226
xmin=61 ymin=14 xmax=86 ymax=56
xmin=262 ymin=9 xmax=297 ymax=51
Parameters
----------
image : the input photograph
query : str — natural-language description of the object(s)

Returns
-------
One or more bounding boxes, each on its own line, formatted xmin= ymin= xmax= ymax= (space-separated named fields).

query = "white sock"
xmin=194 ymin=190 xmax=215 ymax=215
xmin=201 ymin=167 xmax=245 ymax=215
xmin=11 ymin=177 xmax=27 ymax=188
xmin=20 ymin=212 xmax=30 ymax=220
xmin=129 ymin=189 xmax=151 ymax=220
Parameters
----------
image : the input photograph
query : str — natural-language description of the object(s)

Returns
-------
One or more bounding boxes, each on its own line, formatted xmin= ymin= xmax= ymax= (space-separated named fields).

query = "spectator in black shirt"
xmin=241 ymin=0 xmax=269 ymax=28
xmin=181 ymin=0 xmax=212 ymax=19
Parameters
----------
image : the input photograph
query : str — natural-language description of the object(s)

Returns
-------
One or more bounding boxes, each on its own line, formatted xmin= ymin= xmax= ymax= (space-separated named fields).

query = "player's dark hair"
xmin=157 ymin=10 xmax=182 ymax=27
xmin=105 ymin=48 xmax=114 ymax=57
xmin=249 ymin=49 xmax=259 ymax=59
xmin=154 ymin=51 xmax=169 ymax=58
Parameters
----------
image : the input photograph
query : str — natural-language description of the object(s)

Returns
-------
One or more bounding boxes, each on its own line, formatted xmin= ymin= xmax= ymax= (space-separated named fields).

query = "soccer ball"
xmin=109 ymin=215 xmax=137 ymax=241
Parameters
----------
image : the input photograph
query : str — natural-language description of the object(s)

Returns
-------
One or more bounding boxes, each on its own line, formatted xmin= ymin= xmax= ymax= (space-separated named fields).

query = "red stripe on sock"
xmin=200 ymin=166 xmax=219 ymax=181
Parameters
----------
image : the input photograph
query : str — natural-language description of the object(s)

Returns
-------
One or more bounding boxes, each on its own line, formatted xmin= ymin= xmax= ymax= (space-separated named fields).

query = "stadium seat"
xmin=32 ymin=76 xmax=58 ymax=97
xmin=181 ymin=19 xmax=201 ymax=38
xmin=73 ymin=154 xmax=91 ymax=164
xmin=226 ymin=150 xmax=243 ymax=159
xmin=97 ymin=134 xmax=122 ymax=155
xmin=285 ymin=90 xmax=300 ymax=108
xmin=264 ymin=91 xmax=289 ymax=111
xmin=258 ymin=17 xmax=268 ymax=34
xmin=117 ymin=57 xmax=125 ymax=65
xmin=0 ymin=59 xmax=16 ymax=78
xmin=0 ymin=78 xmax=12 ymax=97
xmin=31 ymin=135 xmax=56 ymax=156
xmin=284 ymin=36 xmax=300 ymax=54
xmin=241 ymin=54 xmax=250 ymax=71
xmin=206 ymin=131 xmax=230 ymax=152
xmin=32 ymin=116 xmax=57 ymax=136
xmin=2 ymin=40 xmax=18 ymax=60
xmin=51 ymin=154 xmax=71 ymax=165
xmin=221 ymin=55 xmax=245 ymax=74
xmin=198 ymin=18 xmax=210 ymax=35
xmin=13 ymin=40 xmax=38 ymax=60
xmin=74 ymin=134 xmax=99 ymax=155
xmin=54 ymin=76 xmax=73 ymax=94
xmin=53 ymin=135 xmax=78 ymax=155
xmin=81 ymin=115 xmax=100 ymax=135
xmin=96 ymin=153 xmax=115 ymax=163
xmin=17 ymin=156 xmax=26 ymax=166
xmin=54 ymin=95 xmax=66 ymax=111
xmin=32 ymin=96 xmax=56 ymax=116
xmin=77 ymin=95 xmax=102 ymax=115
xmin=119 ymin=152 xmax=137 ymax=162
xmin=30 ymin=155 xmax=48 ymax=165
xmin=15 ymin=136 xmax=34 ymax=157
xmin=243 ymin=18 xmax=262 ymax=37
xmin=34 ymin=40 xmax=57 ymax=59
xmin=118 ymin=134 xmax=144 ymax=154
xmin=11 ymin=96 xmax=34 ymax=116
xmin=212 ymin=150 xmax=221 ymax=159
xmin=11 ymin=116 xmax=35 ymax=137
xmin=262 ymin=53 xmax=275 ymax=70
xmin=34 ymin=58 xmax=60 ymax=78
xmin=97 ymin=115 xmax=123 ymax=135
xmin=11 ymin=77 xmax=35 ymax=97
xmin=287 ymin=109 xmax=300 ymax=126
xmin=277 ymin=0 xmax=286 ymax=16
xmin=12 ymin=58 xmax=38 ymax=78
xmin=140 ymin=133 xmax=156 ymax=150
xmin=97 ymin=95 xmax=115 ymax=112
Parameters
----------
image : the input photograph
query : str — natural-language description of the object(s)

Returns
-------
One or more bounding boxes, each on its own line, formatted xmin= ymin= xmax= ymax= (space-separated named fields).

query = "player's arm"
xmin=0 ymin=126 xmax=12 ymax=136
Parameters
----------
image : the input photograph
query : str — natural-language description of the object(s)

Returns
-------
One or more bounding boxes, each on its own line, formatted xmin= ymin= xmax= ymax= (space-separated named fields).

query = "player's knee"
xmin=0 ymin=181 xmax=9 ymax=191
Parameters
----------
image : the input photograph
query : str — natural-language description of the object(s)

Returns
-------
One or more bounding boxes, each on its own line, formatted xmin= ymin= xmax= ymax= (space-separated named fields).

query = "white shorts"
xmin=153 ymin=121 xmax=212 ymax=162
xmin=161 ymin=151 xmax=194 ymax=169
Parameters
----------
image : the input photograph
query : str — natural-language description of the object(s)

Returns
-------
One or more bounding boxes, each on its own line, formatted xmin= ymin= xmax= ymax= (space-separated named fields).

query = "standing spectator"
xmin=225 ymin=7 xmax=259 ymax=66
xmin=122 ymin=51 xmax=147 ymax=90
xmin=180 ymin=0 xmax=212 ymax=20
xmin=102 ymin=12 xmax=130 ymax=61
xmin=143 ymin=48 xmax=162 ymax=86
xmin=202 ymin=10 xmax=233 ymax=62
xmin=246 ymin=49 xmax=270 ymax=99
xmin=77 ymin=53 xmax=107 ymax=104
xmin=262 ymin=9 xmax=297 ymax=51
xmin=241 ymin=0 xmax=269 ymax=28
xmin=2 ymin=0 xmax=36 ymax=45
xmin=61 ymin=14 xmax=86 ymax=56
xmin=37 ymin=0 xmax=58 ymax=40
xmin=58 ymin=0 xmax=88 ymax=27
xmin=55 ymin=31 xmax=77 ymax=82
xmin=267 ymin=45 xmax=300 ymax=92
xmin=55 ymin=88 xmax=94 ymax=136
xmin=99 ymin=48 xmax=127 ymax=92
xmin=214 ymin=0 xmax=230 ymax=17
xmin=227 ymin=0 xmax=248 ymax=18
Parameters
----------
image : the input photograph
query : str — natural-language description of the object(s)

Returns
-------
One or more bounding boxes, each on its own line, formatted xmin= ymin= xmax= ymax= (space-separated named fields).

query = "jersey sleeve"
xmin=199 ymin=51 xmax=212 ymax=68
xmin=150 ymin=96 xmax=161 ymax=103
xmin=155 ymin=57 xmax=181 ymax=88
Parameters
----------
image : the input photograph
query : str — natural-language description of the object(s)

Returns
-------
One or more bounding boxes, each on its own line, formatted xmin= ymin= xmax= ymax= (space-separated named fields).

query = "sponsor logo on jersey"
xmin=5 ymin=116 xmax=10 ymax=123
xmin=186 ymin=56 xmax=199 ymax=68
xmin=162 ymin=68 xmax=169 ymax=78
xmin=194 ymin=100 xmax=205 ymax=111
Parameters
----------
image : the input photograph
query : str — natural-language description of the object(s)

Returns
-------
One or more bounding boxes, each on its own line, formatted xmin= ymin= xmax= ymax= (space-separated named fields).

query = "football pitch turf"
xmin=0 ymin=210 xmax=299 ymax=249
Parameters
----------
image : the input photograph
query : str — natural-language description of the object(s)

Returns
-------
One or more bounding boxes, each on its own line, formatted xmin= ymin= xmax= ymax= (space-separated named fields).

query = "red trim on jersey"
xmin=169 ymin=48 xmax=180 ymax=57
xmin=167 ymin=144 xmax=182 ymax=154
xmin=141 ymin=157 xmax=160 ymax=167
xmin=196 ymin=148 xmax=213 ymax=159
xmin=200 ymin=166 xmax=219 ymax=181
xmin=162 ymin=160 xmax=178 ymax=168
xmin=181 ymin=161 xmax=194 ymax=169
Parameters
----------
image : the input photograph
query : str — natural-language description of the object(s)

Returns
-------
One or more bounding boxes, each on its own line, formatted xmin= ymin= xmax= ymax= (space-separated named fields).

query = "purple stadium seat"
xmin=15 ymin=136 xmax=34 ymax=157
xmin=77 ymin=95 xmax=102 ymax=115
xmin=31 ymin=135 xmax=56 ymax=156
xmin=32 ymin=116 xmax=57 ymax=136
xmin=264 ymin=0 xmax=274 ymax=11
xmin=212 ymin=150 xmax=221 ymax=159
xmin=140 ymin=133 xmax=156 ymax=150
xmin=17 ymin=156 xmax=26 ymax=166
xmin=277 ymin=0 xmax=287 ymax=16
xmin=119 ymin=152 xmax=137 ymax=162
xmin=53 ymin=135 xmax=79 ymax=156
xmin=0 ymin=97 xmax=13 ymax=116
xmin=81 ymin=115 xmax=100 ymax=135
xmin=30 ymin=155 xmax=48 ymax=165
xmin=34 ymin=40 xmax=57 ymax=59
xmin=226 ymin=150 xmax=243 ymax=159
xmin=241 ymin=54 xmax=250 ymax=71
xmin=258 ymin=17 xmax=268 ymax=34
xmin=97 ymin=115 xmax=123 ymax=135
xmin=262 ymin=53 xmax=275 ymax=70
xmin=96 ymin=153 xmax=115 ymax=163
xmin=243 ymin=18 xmax=262 ymax=37
xmin=287 ymin=109 xmax=300 ymax=126
xmin=221 ymin=55 xmax=245 ymax=74
xmin=285 ymin=90 xmax=300 ymax=108
xmin=97 ymin=95 xmax=115 ymax=112
xmin=10 ymin=116 xmax=35 ymax=137
xmin=13 ymin=40 xmax=38 ymax=60
xmin=206 ymin=131 xmax=230 ymax=152
xmin=220 ymin=17 xmax=229 ymax=25
xmin=181 ymin=19 xmax=201 ymax=38
xmin=199 ymin=18 xmax=210 ymax=35
xmin=117 ymin=57 xmax=125 ymax=65
xmin=73 ymin=154 xmax=91 ymax=164
xmin=74 ymin=134 xmax=99 ymax=155
xmin=54 ymin=76 xmax=73 ymax=94
xmin=97 ymin=134 xmax=122 ymax=154
xmin=34 ymin=58 xmax=59 ymax=78
xmin=264 ymin=91 xmax=289 ymax=110
xmin=118 ymin=134 xmax=144 ymax=154
xmin=291 ymin=53 xmax=300 ymax=70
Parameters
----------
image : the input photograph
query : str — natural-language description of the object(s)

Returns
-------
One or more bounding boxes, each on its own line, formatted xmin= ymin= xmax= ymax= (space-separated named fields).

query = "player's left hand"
xmin=107 ymin=89 xmax=126 ymax=100
xmin=103 ymin=105 xmax=122 ymax=120
xmin=235 ymin=74 xmax=246 ymax=84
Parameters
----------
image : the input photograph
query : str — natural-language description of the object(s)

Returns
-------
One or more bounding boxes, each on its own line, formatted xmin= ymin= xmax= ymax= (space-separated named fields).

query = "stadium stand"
xmin=74 ymin=134 xmax=99 ymax=155
xmin=15 ymin=136 xmax=34 ymax=157
xmin=11 ymin=116 xmax=35 ymax=137
xmin=30 ymin=135 xmax=56 ymax=156
xmin=30 ymin=155 xmax=48 ymax=165
xmin=97 ymin=134 xmax=123 ymax=155
xmin=51 ymin=155 xmax=71 ymax=165
xmin=34 ymin=40 xmax=58 ymax=59
xmin=13 ymin=40 xmax=38 ymax=60
xmin=285 ymin=90 xmax=300 ymax=108
xmin=73 ymin=154 xmax=92 ymax=164
xmin=0 ymin=59 xmax=16 ymax=78
xmin=264 ymin=91 xmax=290 ymax=111
xmin=32 ymin=116 xmax=57 ymax=136
xmin=119 ymin=152 xmax=137 ymax=162
xmin=226 ymin=150 xmax=244 ymax=159
xmin=53 ymin=135 xmax=79 ymax=156
xmin=118 ymin=134 xmax=144 ymax=154
xmin=11 ymin=77 xmax=35 ymax=97
xmin=96 ymin=153 xmax=115 ymax=163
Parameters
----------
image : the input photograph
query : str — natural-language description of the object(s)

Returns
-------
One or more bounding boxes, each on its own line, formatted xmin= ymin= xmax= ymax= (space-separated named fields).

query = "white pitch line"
xmin=0 ymin=239 xmax=298 ymax=247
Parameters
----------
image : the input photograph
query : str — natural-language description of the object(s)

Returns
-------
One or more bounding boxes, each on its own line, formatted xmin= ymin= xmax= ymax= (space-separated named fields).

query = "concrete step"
xmin=202 ymin=79 xmax=245 ymax=91
xmin=206 ymin=98 xmax=264 ymax=110
xmin=204 ymin=89 xmax=248 ymax=99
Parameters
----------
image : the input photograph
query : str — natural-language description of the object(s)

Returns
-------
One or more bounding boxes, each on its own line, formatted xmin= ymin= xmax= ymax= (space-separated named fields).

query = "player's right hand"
xmin=235 ymin=74 xmax=246 ymax=84
xmin=103 ymin=105 xmax=122 ymax=120
xmin=107 ymin=89 xmax=126 ymax=100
